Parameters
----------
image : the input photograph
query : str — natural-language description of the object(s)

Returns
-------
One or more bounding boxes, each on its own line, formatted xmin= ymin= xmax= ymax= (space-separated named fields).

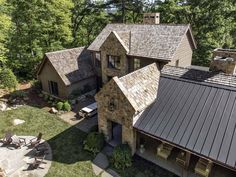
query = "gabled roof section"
xmin=100 ymin=31 xmax=129 ymax=52
xmin=115 ymin=63 xmax=160 ymax=112
xmin=88 ymin=23 xmax=196 ymax=60
xmin=37 ymin=47 xmax=95 ymax=86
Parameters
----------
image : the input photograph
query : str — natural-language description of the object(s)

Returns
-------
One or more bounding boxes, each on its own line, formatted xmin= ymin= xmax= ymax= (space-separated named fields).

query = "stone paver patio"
xmin=0 ymin=136 xmax=52 ymax=177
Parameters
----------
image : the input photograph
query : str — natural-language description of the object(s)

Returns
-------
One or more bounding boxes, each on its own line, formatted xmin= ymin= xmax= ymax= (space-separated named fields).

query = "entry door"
xmin=48 ymin=81 xmax=59 ymax=96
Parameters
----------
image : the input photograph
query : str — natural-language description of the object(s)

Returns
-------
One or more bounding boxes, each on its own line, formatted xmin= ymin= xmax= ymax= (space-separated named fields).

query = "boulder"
xmin=49 ymin=107 xmax=58 ymax=114
xmin=0 ymin=102 xmax=7 ymax=111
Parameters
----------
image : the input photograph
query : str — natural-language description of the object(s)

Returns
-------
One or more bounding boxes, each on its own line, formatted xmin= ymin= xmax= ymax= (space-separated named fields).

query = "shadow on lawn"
xmin=46 ymin=125 xmax=94 ymax=164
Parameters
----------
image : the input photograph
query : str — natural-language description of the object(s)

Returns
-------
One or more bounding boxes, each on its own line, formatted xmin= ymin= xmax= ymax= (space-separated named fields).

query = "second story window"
xmin=94 ymin=52 xmax=101 ymax=68
xmin=107 ymin=55 xmax=121 ymax=70
xmin=134 ymin=58 xmax=141 ymax=70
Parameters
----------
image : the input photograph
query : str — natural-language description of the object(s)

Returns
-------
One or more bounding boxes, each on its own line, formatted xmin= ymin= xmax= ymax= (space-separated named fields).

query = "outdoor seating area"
xmin=0 ymin=134 xmax=52 ymax=177
xmin=136 ymin=132 xmax=236 ymax=177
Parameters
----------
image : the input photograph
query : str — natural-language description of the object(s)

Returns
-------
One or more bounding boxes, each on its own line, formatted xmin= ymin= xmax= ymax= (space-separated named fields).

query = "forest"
xmin=0 ymin=0 xmax=236 ymax=87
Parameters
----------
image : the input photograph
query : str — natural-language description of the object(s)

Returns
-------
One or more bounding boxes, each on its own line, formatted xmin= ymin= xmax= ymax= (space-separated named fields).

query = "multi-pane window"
xmin=134 ymin=58 xmax=141 ymax=70
xmin=48 ymin=81 xmax=59 ymax=96
xmin=107 ymin=55 xmax=121 ymax=70
xmin=94 ymin=52 xmax=101 ymax=68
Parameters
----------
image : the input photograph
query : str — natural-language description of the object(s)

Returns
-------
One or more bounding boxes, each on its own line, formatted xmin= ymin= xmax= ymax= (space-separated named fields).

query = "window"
xmin=134 ymin=58 xmax=141 ymax=70
xmin=94 ymin=52 xmax=101 ymax=68
xmin=107 ymin=55 xmax=121 ymax=70
xmin=48 ymin=81 xmax=59 ymax=96
xmin=175 ymin=60 xmax=179 ymax=67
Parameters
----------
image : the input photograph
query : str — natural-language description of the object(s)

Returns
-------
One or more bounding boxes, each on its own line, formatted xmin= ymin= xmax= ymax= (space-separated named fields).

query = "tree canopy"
xmin=0 ymin=0 xmax=235 ymax=79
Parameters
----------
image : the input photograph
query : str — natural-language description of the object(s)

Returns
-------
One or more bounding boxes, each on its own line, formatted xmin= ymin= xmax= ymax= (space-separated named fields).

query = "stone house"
xmin=88 ymin=15 xmax=197 ymax=86
xmin=37 ymin=47 xmax=96 ymax=99
xmin=95 ymin=58 xmax=236 ymax=177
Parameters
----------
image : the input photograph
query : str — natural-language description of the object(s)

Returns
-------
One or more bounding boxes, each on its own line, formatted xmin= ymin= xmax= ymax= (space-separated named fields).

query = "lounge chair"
xmin=195 ymin=158 xmax=213 ymax=177
xmin=30 ymin=133 xmax=42 ymax=147
xmin=1 ymin=132 xmax=13 ymax=145
xmin=11 ymin=135 xmax=26 ymax=148
xmin=157 ymin=143 xmax=174 ymax=160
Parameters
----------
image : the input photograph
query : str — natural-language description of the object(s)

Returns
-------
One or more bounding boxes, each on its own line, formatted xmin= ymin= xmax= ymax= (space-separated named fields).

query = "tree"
xmin=71 ymin=0 xmax=111 ymax=46
xmin=7 ymin=0 xmax=73 ymax=79
xmin=0 ymin=0 xmax=12 ymax=65
xmin=154 ymin=0 xmax=236 ymax=66
xmin=0 ymin=67 xmax=18 ymax=90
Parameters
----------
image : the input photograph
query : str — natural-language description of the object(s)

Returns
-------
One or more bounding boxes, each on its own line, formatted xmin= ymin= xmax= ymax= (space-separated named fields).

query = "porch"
xmin=136 ymin=132 xmax=236 ymax=177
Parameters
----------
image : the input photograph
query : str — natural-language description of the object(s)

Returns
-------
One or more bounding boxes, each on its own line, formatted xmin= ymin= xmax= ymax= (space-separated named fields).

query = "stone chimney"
xmin=209 ymin=48 xmax=236 ymax=75
xmin=143 ymin=13 xmax=160 ymax=25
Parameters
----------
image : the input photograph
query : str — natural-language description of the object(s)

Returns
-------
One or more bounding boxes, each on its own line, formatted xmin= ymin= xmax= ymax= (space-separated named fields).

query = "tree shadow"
xmin=46 ymin=125 xmax=94 ymax=164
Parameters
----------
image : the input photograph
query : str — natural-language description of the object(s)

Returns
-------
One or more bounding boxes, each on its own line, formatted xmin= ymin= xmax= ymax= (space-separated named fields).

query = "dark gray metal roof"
xmin=134 ymin=76 xmax=236 ymax=169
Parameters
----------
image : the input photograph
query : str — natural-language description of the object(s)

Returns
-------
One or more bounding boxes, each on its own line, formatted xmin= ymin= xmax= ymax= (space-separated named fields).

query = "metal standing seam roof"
xmin=88 ymin=23 xmax=196 ymax=60
xmin=134 ymin=75 xmax=236 ymax=170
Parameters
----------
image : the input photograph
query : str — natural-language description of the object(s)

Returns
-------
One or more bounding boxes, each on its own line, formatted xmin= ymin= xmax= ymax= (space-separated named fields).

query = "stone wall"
xmin=95 ymin=78 xmax=137 ymax=154
xmin=100 ymin=32 xmax=128 ymax=84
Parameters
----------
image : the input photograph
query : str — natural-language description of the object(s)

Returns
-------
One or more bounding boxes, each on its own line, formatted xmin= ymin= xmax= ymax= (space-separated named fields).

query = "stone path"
xmin=0 ymin=136 xmax=52 ymax=177
xmin=92 ymin=146 xmax=120 ymax=177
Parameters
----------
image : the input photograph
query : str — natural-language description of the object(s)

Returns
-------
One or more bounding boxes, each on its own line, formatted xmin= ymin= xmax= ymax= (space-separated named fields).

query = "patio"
xmin=136 ymin=132 xmax=236 ymax=177
xmin=0 ymin=136 xmax=52 ymax=177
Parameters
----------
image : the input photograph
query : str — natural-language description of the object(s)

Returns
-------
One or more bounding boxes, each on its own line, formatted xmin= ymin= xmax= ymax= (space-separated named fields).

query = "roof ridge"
xmin=108 ymin=23 xmax=190 ymax=27
xmin=45 ymin=47 xmax=85 ymax=55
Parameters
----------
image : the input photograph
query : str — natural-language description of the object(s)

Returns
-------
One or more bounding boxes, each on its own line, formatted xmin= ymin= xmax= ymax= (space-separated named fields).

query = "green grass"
xmin=0 ymin=106 xmax=97 ymax=177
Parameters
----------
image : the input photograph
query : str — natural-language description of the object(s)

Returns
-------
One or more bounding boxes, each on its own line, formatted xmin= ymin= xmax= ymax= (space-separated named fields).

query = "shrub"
xmin=43 ymin=94 xmax=49 ymax=101
xmin=63 ymin=101 xmax=71 ymax=112
xmin=56 ymin=102 xmax=64 ymax=110
xmin=10 ymin=90 xmax=27 ymax=98
xmin=111 ymin=143 xmax=132 ymax=170
xmin=83 ymin=132 xmax=104 ymax=155
xmin=0 ymin=68 xmax=18 ymax=90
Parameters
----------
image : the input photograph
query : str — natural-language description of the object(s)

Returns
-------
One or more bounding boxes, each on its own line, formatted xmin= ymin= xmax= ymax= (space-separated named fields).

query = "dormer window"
xmin=134 ymin=58 xmax=141 ymax=70
xmin=107 ymin=55 xmax=121 ymax=70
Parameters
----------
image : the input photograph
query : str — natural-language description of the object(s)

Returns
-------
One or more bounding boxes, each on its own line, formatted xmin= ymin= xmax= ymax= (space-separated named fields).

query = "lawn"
xmin=0 ymin=106 xmax=97 ymax=177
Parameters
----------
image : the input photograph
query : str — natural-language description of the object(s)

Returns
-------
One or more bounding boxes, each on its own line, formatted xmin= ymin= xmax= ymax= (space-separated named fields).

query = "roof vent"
xmin=143 ymin=13 xmax=160 ymax=25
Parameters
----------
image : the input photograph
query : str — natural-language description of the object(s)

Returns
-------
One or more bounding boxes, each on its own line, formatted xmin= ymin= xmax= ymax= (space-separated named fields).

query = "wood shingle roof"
xmin=88 ymin=24 xmax=196 ymax=60
xmin=38 ymin=47 xmax=95 ymax=86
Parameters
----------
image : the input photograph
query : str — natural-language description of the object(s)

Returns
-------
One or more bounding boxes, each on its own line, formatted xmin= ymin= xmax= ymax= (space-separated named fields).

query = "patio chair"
xmin=1 ymin=132 xmax=13 ymax=145
xmin=157 ymin=143 xmax=174 ymax=160
xmin=195 ymin=158 xmax=213 ymax=177
xmin=29 ymin=133 xmax=42 ymax=147
xmin=31 ymin=154 xmax=46 ymax=169
xmin=176 ymin=151 xmax=187 ymax=168
xmin=11 ymin=135 xmax=26 ymax=148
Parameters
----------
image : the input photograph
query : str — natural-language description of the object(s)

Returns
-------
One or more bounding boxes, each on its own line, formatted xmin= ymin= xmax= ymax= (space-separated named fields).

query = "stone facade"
xmin=95 ymin=63 xmax=160 ymax=154
xmin=100 ymin=31 xmax=129 ymax=84
xmin=95 ymin=78 xmax=137 ymax=154
xmin=210 ymin=49 xmax=236 ymax=74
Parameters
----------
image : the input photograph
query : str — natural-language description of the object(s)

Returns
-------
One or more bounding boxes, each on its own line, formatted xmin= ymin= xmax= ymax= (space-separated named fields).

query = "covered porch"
xmin=135 ymin=131 xmax=236 ymax=177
